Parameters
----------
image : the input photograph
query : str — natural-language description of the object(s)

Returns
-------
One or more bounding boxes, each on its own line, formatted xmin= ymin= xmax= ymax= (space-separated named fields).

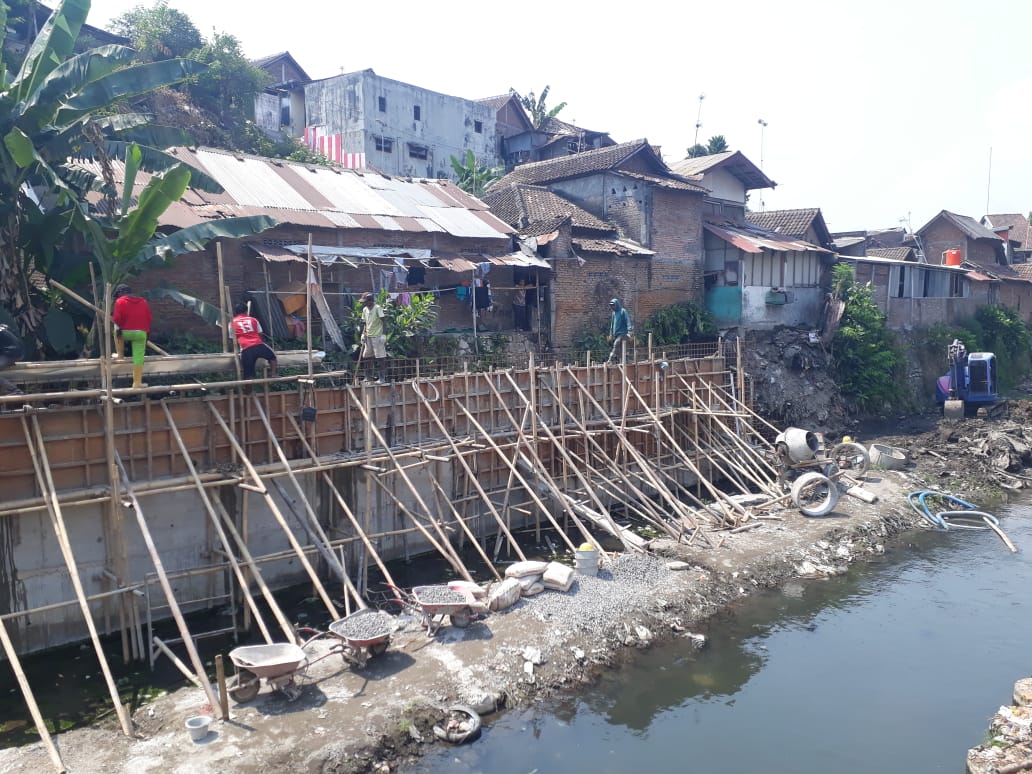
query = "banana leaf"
xmin=144 ymin=287 xmax=224 ymax=328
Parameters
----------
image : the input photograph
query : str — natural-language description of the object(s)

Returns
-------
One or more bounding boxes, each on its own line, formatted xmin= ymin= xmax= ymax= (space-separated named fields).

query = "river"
xmin=409 ymin=500 xmax=1032 ymax=773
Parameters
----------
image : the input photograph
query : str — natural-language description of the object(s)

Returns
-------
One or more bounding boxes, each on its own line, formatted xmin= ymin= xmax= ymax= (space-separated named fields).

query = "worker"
xmin=0 ymin=323 xmax=25 ymax=396
xmin=512 ymin=278 xmax=534 ymax=332
xmin=231 ymin=302 xmax=278 ymax=382
xmin=605 ymin=298 xmax=633 ymax=365
xmin=359 ymin=292 xmax=388 ymax=383
xmin=111 ymin=284 xmax=152 ymax=389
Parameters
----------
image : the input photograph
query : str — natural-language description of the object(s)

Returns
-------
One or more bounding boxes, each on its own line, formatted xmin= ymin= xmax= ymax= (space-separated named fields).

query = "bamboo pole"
xmin=0 ymin=617 xmax=64 ymax=771
xmin=346 ymin=386 xmax=475 ymax=580
xmin=206 ymin=403 xmax=339 ymax=618
xmin=49 ymin=278 xmax=171 ymax=356
xmin=410 ymin=381 xmax=527 ymax=562
xmin=285 ymin=413 xmax=402 ymax=588
xmin=112 ymin=452 xmax=221 ymax=711
xmin=22 ymin=417 xmax=133 ymax=737
xmin=160 ymin=402 xmax=284 ymax=642
xmin=217 ymin=242 xmax=229 ymax=354
xmin=306 ymin=234 xmax=314 ymax=379
xmin=251 ymin=397 xmax=364 ymax=610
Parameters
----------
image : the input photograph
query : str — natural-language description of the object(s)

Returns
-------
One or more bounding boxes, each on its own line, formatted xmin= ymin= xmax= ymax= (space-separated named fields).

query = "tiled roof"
xmin=983 ymin=213 xmax=1032 ymax=249
xmin=475 ymin=94 xmax=513 ymax=110
xmin=703 ymin=220 xmax=830 ymax=254
xmin=618 ymin=170 xmax=708 ymax=193
xmin=866 ymin=247 xmax=915 ymax=261
xmin=745 ymin=209 xmax=820 ymax=238
xmin=573 ymin=238 xmax=653 ymax=257
xmin=493 ymin=139 xmax=669 ymax=187
xmin=483 ymin=183 xmax=612 ymax=233
xmin=918 ymin=210 xmax=1003 ymax=242
xmin=669 ymin=150 xmax=776 ymax=191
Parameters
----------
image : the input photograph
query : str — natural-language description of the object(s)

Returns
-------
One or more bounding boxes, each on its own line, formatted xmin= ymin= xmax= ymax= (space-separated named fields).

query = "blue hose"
xmin=907 ymin=490 xmax=999 ymax=530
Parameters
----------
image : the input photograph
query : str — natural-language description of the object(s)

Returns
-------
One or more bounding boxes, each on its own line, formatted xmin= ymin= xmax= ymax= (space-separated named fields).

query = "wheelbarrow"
xmin=297 ymin=607 xmax=396 ymax=669
xmin=227 ymin=642 xmax=309 ymax=703
xmin=392 ymin=584 xmax=487 ymax=637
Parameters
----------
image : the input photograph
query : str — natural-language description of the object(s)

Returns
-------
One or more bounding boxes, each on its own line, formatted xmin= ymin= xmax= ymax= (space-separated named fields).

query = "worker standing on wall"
xmin=112 ymin=284 xmax=152 ymax=389
xmin=605 ymin=298 xmax=633 ymax=365
xmin=0 ymin=323 xmax=25 ymax=395
xmin=232 ymin=302 xmax=278 ymax=382
xmin=359 ymin=292 xmax=388 ymax=383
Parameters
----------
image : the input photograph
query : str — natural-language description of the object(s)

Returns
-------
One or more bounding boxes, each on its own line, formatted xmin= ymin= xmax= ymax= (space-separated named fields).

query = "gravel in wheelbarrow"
xmin=328 ymin=608 xmax=396 ymax=647
xmin=412 ymin=585 xmax=470 ymax=607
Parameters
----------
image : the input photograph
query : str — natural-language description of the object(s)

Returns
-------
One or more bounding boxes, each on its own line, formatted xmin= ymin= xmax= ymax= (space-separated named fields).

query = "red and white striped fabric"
xmin=303 ymin=127 xmax=365 ymax=168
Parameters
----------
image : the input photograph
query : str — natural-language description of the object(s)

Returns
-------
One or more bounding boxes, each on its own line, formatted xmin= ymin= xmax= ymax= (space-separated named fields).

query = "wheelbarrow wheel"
xmin=228 ymin=670 xmax=260 ymax=703
xmin=449 ymin=610 xmax=473 ymax=629
xmin=367 ymin=640 xmax=389 ymax=658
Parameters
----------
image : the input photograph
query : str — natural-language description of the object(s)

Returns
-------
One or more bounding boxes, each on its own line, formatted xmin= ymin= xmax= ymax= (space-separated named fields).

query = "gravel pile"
xmin=414 ymin=586 xmax=469 ymax=605
xmin=331 ymin=610 xmax=395 ymax=641
xmin=519 ymin=553 xmax=671 ymax=635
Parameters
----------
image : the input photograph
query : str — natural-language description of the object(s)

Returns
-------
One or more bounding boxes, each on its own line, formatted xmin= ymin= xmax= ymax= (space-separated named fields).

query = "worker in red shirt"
xmin=232 ymin=302 xmax=278 ymax=381
xmin=112 ymin=284 xmax=152 ymax=389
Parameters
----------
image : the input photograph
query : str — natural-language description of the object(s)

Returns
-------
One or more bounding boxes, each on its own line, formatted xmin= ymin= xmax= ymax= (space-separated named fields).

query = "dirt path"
xmin=0 ymin=413 xmax=1025 ymax=774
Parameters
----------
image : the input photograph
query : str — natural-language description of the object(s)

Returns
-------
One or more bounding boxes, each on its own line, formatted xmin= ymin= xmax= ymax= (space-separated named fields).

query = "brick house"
xmin=670 ymin=152 xmax=829 ymax=330
xmin=745 ymin=208 xmax=835 ymax=251
xmin=488 ymin=139 xmax=708 ymax=344
xmin=483 ymin=183 xmax=654 ymax=346
xmin=981 ymin=213 xmax=1032 ymax=265
xmin=252 ymin=51 xmax=311 ymax=141
xmin=84 ymin=146 xmax=550 ymax=348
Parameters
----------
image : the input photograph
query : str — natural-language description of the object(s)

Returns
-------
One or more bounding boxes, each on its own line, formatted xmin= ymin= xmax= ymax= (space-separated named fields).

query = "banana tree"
xmin=77 ymin=144 xmax=278 ymax=292
xmin=0 ymin=0 xmax=221 ymax=336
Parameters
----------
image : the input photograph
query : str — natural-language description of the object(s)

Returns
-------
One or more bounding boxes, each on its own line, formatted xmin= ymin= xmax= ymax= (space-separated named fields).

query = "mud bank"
xmin=0 ymin=416 xmax=1020 ymax=774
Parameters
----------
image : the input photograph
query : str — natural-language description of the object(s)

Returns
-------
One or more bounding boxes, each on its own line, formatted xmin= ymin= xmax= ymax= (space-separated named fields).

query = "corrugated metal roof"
xmin=704 ymin=222 xmax=827 ymax=254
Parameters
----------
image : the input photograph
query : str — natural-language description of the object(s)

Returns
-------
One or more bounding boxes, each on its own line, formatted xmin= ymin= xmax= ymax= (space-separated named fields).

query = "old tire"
xmin=449 ymin=610 xmax=473 ymax=629
xmin=827 ymin=442 xmax=869 ymax=477
xmin=790 ymin=472 xmax=839 ymax=517
xmin=432 ymin=704 xmax=482 ymax=744
xmin=367 ymin=640 xmax=389 ymax=658
xmin=228 ymin=670 xmax=260 ymax=703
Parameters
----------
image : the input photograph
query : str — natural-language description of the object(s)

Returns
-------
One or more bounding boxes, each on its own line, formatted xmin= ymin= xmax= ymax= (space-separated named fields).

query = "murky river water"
xmin=409 ymin=501 xmax=1032 ymax=774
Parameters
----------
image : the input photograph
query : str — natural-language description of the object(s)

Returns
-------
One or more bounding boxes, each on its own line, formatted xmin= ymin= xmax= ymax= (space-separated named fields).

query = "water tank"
xmin=943 ymin=248 xmax=962 ymax=266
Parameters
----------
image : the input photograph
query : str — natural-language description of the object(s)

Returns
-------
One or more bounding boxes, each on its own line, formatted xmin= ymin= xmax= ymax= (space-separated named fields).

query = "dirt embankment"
xmin=3 ymin=406 xmax=1029 ymax=774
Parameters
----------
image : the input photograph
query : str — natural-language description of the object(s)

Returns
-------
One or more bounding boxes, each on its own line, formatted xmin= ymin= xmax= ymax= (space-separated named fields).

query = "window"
xmin=377 ymin=96 xmax=386 ymax=112
xmin=374 ymin=135 xmax=393 ymax=153
xmin=474 ymin=119 xmax=483 ymax=133
xmin=950 ymin=272 xmax=964 ymax=298
xmin=413 ymin=105 xmax=421 ymax=121
xmin=408 ymin=143 xmax=429 ymax=160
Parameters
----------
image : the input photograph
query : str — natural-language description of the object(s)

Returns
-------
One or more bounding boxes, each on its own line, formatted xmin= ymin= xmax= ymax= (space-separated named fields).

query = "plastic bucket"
xmin=185 ymin=715 xmax=212 ymax=742
xmin=775 ymin=427 xmax=819 ymax=463
xmin=574 ymin=549 xmax=599 ymax=577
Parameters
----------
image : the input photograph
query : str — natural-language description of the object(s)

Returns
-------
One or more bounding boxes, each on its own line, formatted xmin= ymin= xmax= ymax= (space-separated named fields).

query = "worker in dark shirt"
xmin=0 ymin=323 xmax=25 ymax=395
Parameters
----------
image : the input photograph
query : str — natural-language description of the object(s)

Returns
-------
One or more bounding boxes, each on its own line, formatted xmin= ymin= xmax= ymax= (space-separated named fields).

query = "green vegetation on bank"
xmin=922 ymin=305 xmax=1032 ymax=393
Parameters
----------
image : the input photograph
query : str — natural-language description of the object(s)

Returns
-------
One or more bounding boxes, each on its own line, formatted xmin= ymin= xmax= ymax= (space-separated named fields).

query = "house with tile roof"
xmin=669 ymin=150 xmax=775 ymax=223
xmin=830 ymin=227 xmax=911 ymax=257
xmin=981 ymin=213 xmax=1032 ymax=264
xmin=253 ymin=51 xmax=312 ymax=140
xmin=487 ymin=139 xmax=708 ymax=344
xmin=483 ymin=183 xmax=653 ymax=345
xmin=745 ymin=208 xmax=834 ymax=251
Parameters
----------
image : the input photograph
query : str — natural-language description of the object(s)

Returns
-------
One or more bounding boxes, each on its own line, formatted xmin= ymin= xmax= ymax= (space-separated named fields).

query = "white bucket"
xmin=185 ymin=715 xmax=212 ymax=742
xmin=775 ymin=427 xmax=819 ymax=463
xmin=574 ymin=549 xmax=599 ymax=576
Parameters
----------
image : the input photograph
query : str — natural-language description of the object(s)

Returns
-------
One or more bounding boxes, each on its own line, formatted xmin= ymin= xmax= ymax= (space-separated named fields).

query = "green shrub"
xmin=643 ymin=301 xmax=716 ymax=346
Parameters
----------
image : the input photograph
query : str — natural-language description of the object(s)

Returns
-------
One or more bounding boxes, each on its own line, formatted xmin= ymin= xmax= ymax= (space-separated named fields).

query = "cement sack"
xmin=521 ymin=581 xmax=545 ymax=597
xmin=517 ymin=574 xmax=544 ymax=596
xmin=505 ymin=560 xmax=549 ymax=579
xmin=541 ymin=561 xmax=575 ymax=592
xmin=487 ymin=577 xmax=522 ymax=612
xmin=448 ymin=580 xmax=486 ymax=600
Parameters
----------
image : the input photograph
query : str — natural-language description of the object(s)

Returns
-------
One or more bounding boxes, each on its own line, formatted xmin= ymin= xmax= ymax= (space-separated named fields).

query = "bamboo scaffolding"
xmin=410 ymin=381 xmax=527 ymax=562
xmin=112 ymin=451 xmax=222 ymax=714
xmin=346 ymin=386 xmax=476 ymax=581
xmin=160 ymin=402 xmax=289 ymax=642
xmin=21 ymin=416 xmax=133 ymax=737
xmin=251 ymin=397 xmax=364 ymax=611
xmin=0 ymin=617 xmax=64 ymax=771
xmin=285 ymin=413 xmax=403 ymax=589
xmin=206 ymin=403 xmax=339 ymax=618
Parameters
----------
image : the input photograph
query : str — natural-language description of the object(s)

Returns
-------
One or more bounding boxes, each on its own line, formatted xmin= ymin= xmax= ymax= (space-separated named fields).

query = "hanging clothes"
xmin=474 ymin=282 xmax=491 ymax=310
xmin=406 ymin=264 xmax=426 ymax=285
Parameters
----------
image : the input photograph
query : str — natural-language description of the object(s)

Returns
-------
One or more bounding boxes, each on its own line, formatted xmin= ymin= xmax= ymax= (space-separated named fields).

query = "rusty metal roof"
xmin=704 ymin=222 xmax=829 ymax=254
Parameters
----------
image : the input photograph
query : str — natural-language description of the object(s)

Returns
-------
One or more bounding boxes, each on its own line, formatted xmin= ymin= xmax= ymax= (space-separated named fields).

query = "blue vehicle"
xmin=935 ymin=339 xmax=998 ymax=416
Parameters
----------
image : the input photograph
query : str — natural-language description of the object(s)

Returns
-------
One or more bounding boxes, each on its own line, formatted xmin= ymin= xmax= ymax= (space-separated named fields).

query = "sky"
xmin=80 ymin=0 xmax=1032 ymax=234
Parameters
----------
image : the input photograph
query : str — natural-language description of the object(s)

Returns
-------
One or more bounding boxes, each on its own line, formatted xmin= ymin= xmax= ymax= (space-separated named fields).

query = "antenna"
xmin=985 ymin=146 xmax=992 ymax=215
xmin=693 ymin=94 xmax=705 ymax=149
xmin=757 ymin=119 xmax=768 ymax=211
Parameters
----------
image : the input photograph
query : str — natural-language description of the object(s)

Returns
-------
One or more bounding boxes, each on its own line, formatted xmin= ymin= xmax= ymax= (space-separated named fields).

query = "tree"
xmin=106 ymin=0 xmax=203 ymax=61
xmin=0 ymin=0 xmax=220 ymax=336
xmin=511 ymin=85 xmax=567 ymax=130
xmin=186 ymin=31 xmax=269 ymax=139
xmin=449 ymin=150 xmax=502 ymax=197
xmin=686 ymin=135 xmax=729 ymax=158
xmin=686 ymin=144 xmax=708 ymax=158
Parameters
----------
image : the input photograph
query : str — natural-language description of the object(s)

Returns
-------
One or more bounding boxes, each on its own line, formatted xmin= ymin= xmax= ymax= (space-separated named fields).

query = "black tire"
xmin=367 ymin=640 xmax=389 ymax=658
xmin=827 ymin=442 xmax=869 ymax=476
xmin=449 ymin=610 xmax=473 ymax=629
xmin=228 ymin=670 xmax=260 ymax=703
